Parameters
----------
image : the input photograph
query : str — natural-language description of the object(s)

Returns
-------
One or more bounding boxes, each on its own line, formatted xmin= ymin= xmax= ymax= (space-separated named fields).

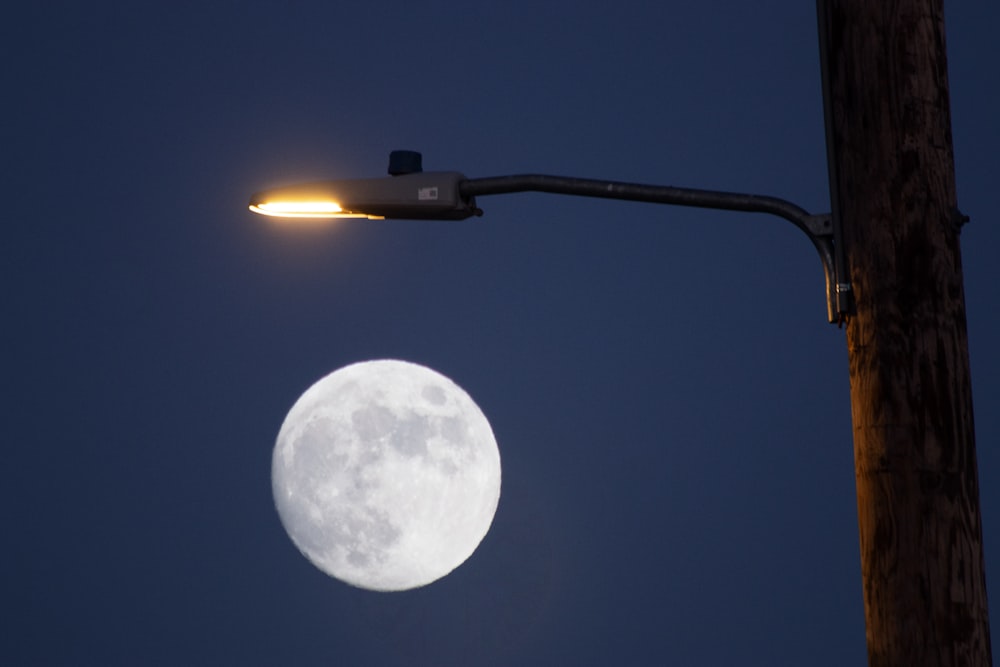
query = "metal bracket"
xmin=803 ymin=214 xmax=833 ymax=238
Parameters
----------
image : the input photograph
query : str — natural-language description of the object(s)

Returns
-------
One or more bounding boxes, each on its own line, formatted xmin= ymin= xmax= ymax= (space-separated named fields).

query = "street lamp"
xmin=250 ymin=150 xmax=851 ymax=323
xmin=250 ymin=4 xmax=993 ymax=659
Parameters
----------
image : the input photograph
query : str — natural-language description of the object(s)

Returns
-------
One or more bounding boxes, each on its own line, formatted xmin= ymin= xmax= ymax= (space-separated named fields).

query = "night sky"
xmin=5 ymin=2 xmax=1000 ymax=665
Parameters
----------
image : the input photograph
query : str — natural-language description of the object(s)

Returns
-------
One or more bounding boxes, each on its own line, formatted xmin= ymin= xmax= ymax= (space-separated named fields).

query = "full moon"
xmin=272 ymin=359 xmax=501 ymax=591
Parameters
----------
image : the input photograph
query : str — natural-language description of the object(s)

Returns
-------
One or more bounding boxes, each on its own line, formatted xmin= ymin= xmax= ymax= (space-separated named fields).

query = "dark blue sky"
xmin=5 ymin=2 xmax=999 ymax=665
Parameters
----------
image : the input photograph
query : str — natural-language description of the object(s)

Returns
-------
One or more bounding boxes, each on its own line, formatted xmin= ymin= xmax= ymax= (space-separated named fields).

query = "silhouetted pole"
xmin=817 ymin=1 xmax=991 ymax=664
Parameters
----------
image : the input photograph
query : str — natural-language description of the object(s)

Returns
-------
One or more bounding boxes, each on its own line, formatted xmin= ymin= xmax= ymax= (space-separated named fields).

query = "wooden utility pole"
xmin=817 ymin=1 xmax=991 ymax=664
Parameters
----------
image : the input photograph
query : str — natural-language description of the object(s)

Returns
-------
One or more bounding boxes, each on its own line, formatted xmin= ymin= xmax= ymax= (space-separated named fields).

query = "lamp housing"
xmin=249 ymin=171 xmax=477 ymax=220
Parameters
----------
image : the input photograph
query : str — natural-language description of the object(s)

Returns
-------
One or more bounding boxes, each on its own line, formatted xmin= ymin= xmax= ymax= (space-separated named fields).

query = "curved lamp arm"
xmin=460 ymin=175 xmax=846 ymax=324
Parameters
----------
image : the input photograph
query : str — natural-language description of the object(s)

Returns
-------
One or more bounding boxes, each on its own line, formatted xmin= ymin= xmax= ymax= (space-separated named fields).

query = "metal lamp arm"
xmin=460 ymin=175 xmax=843 ymax=323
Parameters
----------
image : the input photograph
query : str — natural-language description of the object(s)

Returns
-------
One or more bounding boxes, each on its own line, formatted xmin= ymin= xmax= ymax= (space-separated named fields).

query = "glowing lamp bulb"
xmin=249 ymin=200 xmax=354 ymax=218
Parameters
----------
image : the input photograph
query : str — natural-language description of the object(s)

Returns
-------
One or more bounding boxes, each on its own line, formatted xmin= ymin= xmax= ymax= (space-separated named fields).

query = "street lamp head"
xmin=248 ymin=170 xmax=480 ymax=221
